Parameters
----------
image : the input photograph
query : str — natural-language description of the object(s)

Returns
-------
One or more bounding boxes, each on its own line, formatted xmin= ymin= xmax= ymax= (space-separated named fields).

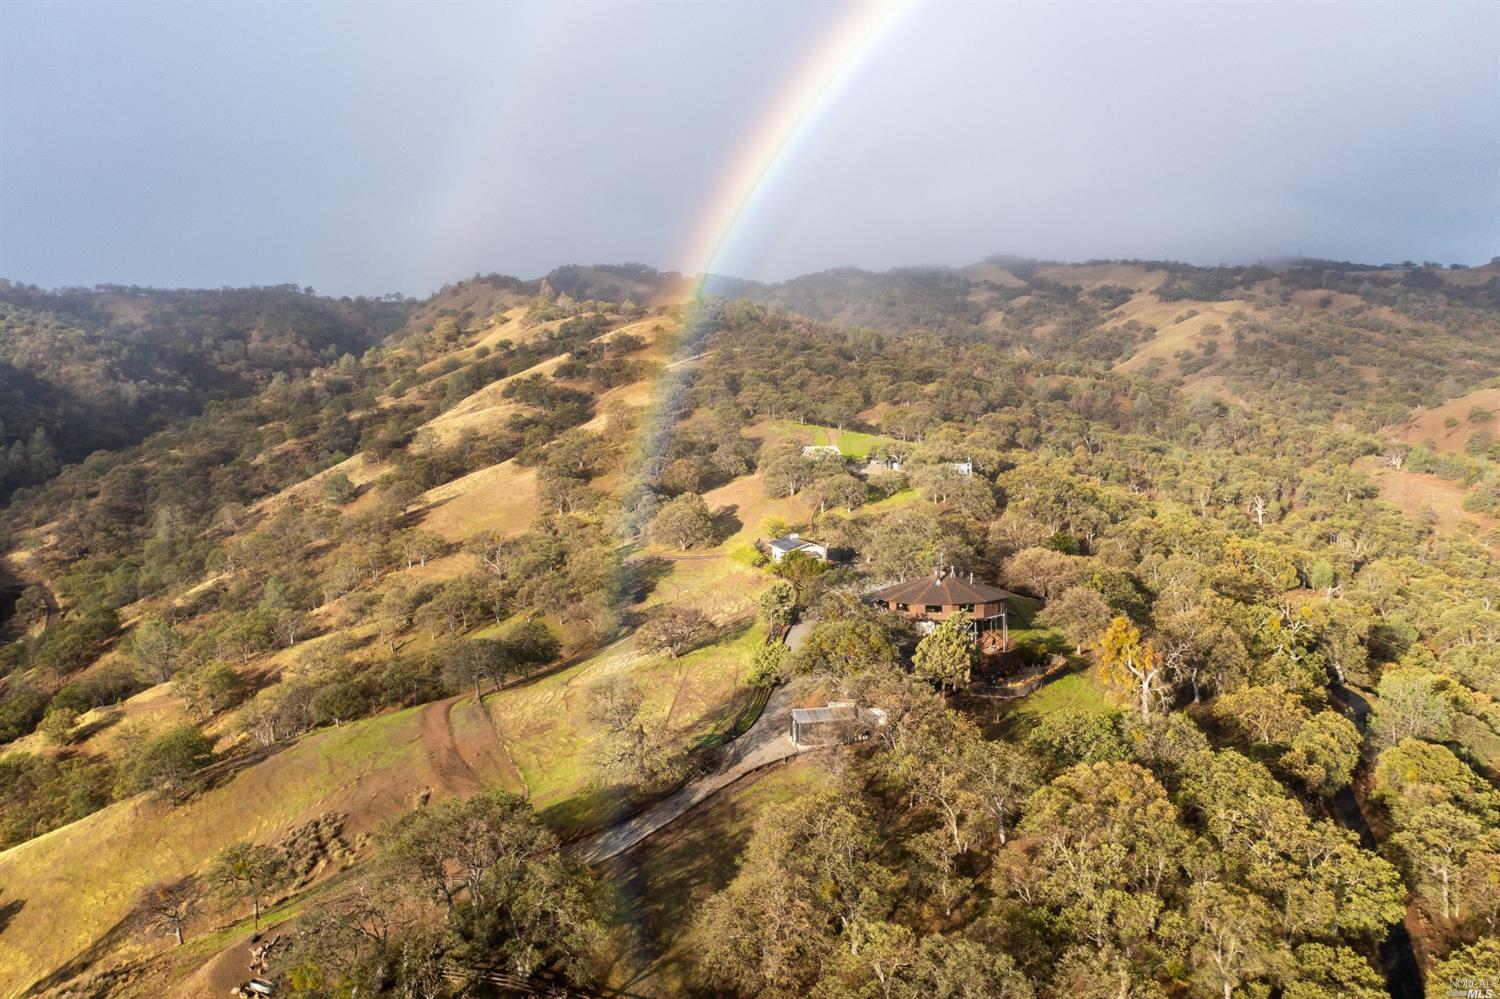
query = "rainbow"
xmin=627 ymin=2 xmax=911 ymax=483
xmin=592 ymin=1 xmax=914 ymax=878
xmin=682 ymin=0 xmax=914 ymax=293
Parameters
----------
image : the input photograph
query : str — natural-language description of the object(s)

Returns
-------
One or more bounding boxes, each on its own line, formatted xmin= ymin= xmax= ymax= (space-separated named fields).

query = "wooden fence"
xmin=971 ymin=655 xmax=1072 ymax=699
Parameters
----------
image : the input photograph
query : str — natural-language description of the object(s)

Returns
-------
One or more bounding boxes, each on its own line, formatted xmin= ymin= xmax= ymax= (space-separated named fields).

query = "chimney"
xmin=789 ymin=532 xmax=798 ymax=540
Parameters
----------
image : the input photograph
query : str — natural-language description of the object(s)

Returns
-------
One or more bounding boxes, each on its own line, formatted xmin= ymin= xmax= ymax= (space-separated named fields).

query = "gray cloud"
xmin=1 ymin=0 xmax=1495 ymax=296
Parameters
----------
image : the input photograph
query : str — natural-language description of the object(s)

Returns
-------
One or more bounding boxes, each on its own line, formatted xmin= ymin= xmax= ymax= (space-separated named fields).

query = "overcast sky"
xmin=1 ymin=0 xmax=1496 ymax=297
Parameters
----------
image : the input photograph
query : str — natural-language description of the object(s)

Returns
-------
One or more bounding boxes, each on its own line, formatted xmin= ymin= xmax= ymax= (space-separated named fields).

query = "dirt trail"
xmin=418 ymin=697 xmax=484 ymax=796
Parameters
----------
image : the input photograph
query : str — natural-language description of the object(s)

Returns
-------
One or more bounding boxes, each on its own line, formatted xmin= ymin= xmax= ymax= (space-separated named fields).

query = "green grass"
xmin=988 ymin=666 xmax=1117 ymax=743
xmin=601 ymin=757 xmax=832 ymax=995
xmin=483 ymin=557 xmax=770 ymax=834
xmin=777 ymin=421 xmax=895 ymax=459
xmin=664 ymin=623 xmax=767 ymax=749
xmin=861 ymin=487 xmax=921 ymax=513
xmin=1003 ymin=594 xmax=1072 ymax=657
xmin=1010 ymin=667 xmax=1116 ymax=721
xmin=485 ymin=652 xmax=605 ymax=820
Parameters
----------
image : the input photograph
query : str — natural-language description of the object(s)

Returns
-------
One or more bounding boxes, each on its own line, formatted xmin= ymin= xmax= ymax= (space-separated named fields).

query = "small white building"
xmin=767 ymin=532 xmax=829 ymax=564
xmin=949 ymin=459 xmax=974 ymax=476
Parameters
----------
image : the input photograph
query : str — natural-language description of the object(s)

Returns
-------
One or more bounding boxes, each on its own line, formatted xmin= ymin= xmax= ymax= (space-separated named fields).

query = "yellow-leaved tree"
xmin=1098 ymin=616 xmax=1170 ymax=718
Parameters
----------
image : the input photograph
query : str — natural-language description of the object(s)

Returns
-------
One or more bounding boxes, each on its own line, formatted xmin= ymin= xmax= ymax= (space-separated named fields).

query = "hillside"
xmin=0 ymin=260 xmax=1498 ymax=997
xmin=729 ymin=257 xmax=1500 ymax=431
xmin=0 ymin=283 xmax=410 ymax=506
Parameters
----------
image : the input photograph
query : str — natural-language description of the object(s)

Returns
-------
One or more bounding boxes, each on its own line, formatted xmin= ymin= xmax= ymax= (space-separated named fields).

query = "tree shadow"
xmin=186 ymin=741 xmax=287 ymax=798
xmin=0 ymin=895 xmax=23 ymax=935
xmin=173 ymin=580 xmax=226 ymax=620
xmin=68 ymin=708 xmax=124 ymax=744
xmin=599 ymin=783 xmax=768 ymax=994
xmin=544 ymin=785 xmax=641 ymax=841
xmin=657 ymin=616 xmax=754 ymax=676
xmin=622 ymin=557 xmax=674 ymax=606
xmin=986 ymin=705 xmax=1042 ymax=743
xmin=1004 ymin=594 xmax=1043 ymax=627
xmin=710 ymin=503 xmax=742 ymax=544
xmin=341 ymin=630 xmax=380 ymax=653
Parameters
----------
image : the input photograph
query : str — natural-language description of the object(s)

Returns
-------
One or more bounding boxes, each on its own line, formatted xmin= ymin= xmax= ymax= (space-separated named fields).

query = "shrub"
xmin=0 ymin=686 xmax=50 ymax=743
xmin=309 ymin=680 xmax=371 ymax=727
xmin=728 ymin=542 xmax=768 ymax=568
xmin=747 ymin=643 xmax=786 ymax=688
xmin=117 ymin=724 xmax=215 ymax=797
xmin=636 ymin=606 xmax=713 ymax=659
xmin=39 ymin=706 xmax=79 ymax=745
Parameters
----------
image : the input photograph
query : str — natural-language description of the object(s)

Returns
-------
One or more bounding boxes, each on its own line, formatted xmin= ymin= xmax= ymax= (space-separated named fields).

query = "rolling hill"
xmin=0 ymin=258 xmax=1497 ymax=996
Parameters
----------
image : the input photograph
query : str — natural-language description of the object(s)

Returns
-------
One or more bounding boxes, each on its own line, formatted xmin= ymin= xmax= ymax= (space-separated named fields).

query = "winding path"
xmin=784 ymin=621 xmax=813 ymax=652
xmin=575 ymin=683 xmax=806 ymax=863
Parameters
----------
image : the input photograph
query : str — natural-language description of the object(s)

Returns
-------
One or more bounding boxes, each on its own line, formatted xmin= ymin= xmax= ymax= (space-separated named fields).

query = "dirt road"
xmin=575 ymin=683 xmax=806 ymax=863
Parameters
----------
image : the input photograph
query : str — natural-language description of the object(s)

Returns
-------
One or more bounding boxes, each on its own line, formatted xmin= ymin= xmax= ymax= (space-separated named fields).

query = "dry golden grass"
xmin=957 ymin=260 xmax=1028 ymax=288
xmin=415 ymin=460 xmax=538 ymax=542
xmin=1 ymin=674 xmax=190 ymax=762
xmin=0 ymin=702 xmax=518 ymax=996
xmin=1111 ymin=296 xmax=1256 ymax=378
xmin=702 ymin=470 xmax=813 ymax=547
xmin=1181 ymin=374 xmax=1248 ymax=408
xmin=1383 ymin=386 xmax=1500 ymax=455
xmin=400 ymin=282 xmax=526 ymax=343
xmin=1286 ymin=288 xmax=1365 ymax=312
xmin=416 ymin=316 xmax=669 ymax=446
xmin=249 ymin=451 xmax=386 ymax=517
xmin=1033 ymin=262 xmax=1166 ymax=291
xmin=74 ymin=683 xmax=190 ymax=757
xmin=411 ymin=307 xmax=554 ymax=376
xmin=1358 ymin=457 xmax=1498 ymax=546
xmin=418 ymin=354 xmax=567 ymax=444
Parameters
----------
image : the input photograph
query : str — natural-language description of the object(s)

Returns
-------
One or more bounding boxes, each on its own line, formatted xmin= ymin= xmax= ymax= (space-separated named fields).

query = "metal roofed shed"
xmin=789 ymin=703 xmax=888 ymax=748
xmin=765 ymin=532 xmax=830 ymax=564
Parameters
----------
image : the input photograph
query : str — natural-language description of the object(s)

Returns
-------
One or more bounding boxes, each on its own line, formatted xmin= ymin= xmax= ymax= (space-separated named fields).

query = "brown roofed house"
xmin=869 ymin=566 xmax=1011 ymax=653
